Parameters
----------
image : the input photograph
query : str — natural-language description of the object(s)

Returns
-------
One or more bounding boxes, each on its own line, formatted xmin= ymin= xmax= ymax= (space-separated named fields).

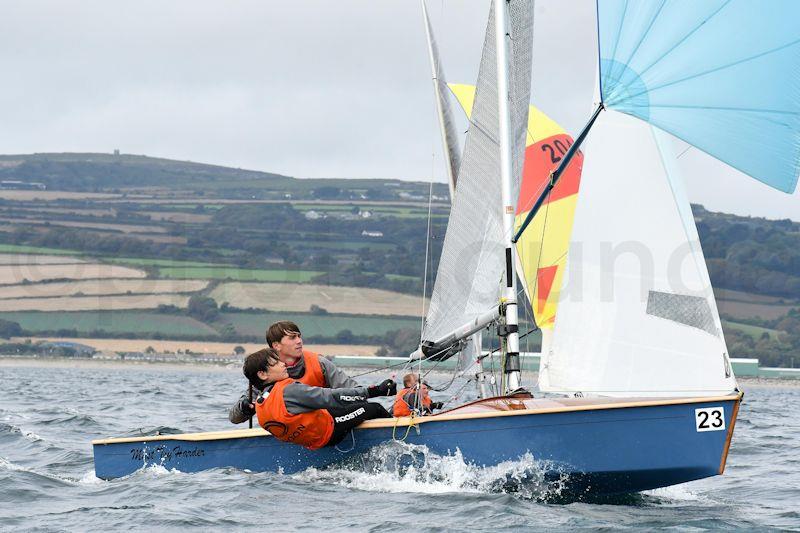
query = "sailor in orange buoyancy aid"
xmin=243 ymin=349 xmax=395 ymax=449
xmin=393 ymin=373 xmax=444 ymax=417
xmin=229 ymin=321 xmax=357 ymax=424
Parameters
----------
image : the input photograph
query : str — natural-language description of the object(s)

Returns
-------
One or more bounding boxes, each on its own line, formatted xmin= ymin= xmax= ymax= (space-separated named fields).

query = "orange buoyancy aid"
xmin=393 ymin=387 xmax=432 ymax=417
xmin=255 ymin=378 xmax=334 ymax=450
xmin=296 ymin=350 xmax=325 ymax=387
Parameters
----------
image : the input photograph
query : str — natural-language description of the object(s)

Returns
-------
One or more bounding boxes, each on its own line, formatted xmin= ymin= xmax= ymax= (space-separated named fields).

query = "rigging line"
xmin=616 ymin=0 xmax=667 ymax=78
xmin=652 ymin=129 xmax=714 ymax=319
xmin=613 ymin=37 xmax=800 ymax=106
xmin=440 ymin=377 xmax=475 ymax=408
xmin=424 ymin=364 xmax=460 ymax=392
xmin=515 ymin=98 xmax=575 ymax=218
xmin=523 ymin=210 xmax=547 ymax=345
xmin=620 ymin=103 xmax=800 ymax=116
xmin=413 ymin=337 xmax=482 ymax=393
xmin=348 ymin=358 xmax=417 ymax=379
xmin=676 ymin=144 xmax=693 ymax=159
xmin=513 ymin=103 xmax=604 ymax=243
xmin=425 ymin=351 xmax=484 ymax=394
xmin=424 ymin=341 xmax=487 ymax=392
xmin=523 ymin=186 xmax=551 ymax=330
xmin=420 ymin=150 xmax=436 ymax=338
xmin=478 ymin=327 xmax=539 ymax=361
xmin=625 ymin=0 xmax=733 ymax=83
xmin=515 ymin=159 xmax=555 ymax=217
xmin=605 ymin=0 xmax=631 ymax=84
xmin=488 ymin=332 xmax=497 ymax=396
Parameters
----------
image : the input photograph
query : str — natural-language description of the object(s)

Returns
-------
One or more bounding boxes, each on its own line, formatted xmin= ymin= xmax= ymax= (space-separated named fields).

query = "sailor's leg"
xmin=326 ymin=402 xmax=390 ymax=446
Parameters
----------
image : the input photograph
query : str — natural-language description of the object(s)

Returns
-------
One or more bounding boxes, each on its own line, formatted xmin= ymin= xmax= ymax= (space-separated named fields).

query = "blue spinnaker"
xmin=597 ymin=0 xmax=800 ymax=193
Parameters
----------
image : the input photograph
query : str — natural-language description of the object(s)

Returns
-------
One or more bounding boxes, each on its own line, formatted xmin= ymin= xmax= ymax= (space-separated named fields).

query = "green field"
xmin=220 ymin=312 xmax=419 ymax=338
xmin=0 ymin=246 xmax=230 ymax=272
xmin=0 ymin=311 xmax=217 ymax=336
xmin=303 ymin=240 xmax=395 ymax=251
xmin=291 ymin=203 xmax=442 ymax=219
xmin=722 ymin=320 xmax=782 ymax=340
xmin=103 ymin=257 xmax=225 ymax=268
xmin=158 ymin=267 xmax=324 ymax=283
xmin=385 ymin=274 xmax=419 ymax=281
xmin=0 ymin=244 xmax=84 ymax=256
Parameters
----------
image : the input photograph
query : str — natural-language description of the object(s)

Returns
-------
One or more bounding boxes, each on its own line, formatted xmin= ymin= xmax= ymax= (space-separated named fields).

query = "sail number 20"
xmin=695 ymin=407 xmax=726 ymax=432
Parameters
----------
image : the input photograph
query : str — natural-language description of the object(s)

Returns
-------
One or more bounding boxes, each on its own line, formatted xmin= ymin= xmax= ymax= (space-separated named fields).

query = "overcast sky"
xmin=1 ymin=1 xmax=798 ymax=220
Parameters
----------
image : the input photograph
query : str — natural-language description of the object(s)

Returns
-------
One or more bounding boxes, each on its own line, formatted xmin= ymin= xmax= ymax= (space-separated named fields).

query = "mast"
xmin=494 ymin=0 xmax=521 ymax=392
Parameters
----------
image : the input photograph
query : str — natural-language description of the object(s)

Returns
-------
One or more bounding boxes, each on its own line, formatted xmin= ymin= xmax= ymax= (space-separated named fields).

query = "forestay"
xmin=539 ymin=110 xmax=738 ymax=397
xmin=422 ymin=0 xmax=533 ymax=343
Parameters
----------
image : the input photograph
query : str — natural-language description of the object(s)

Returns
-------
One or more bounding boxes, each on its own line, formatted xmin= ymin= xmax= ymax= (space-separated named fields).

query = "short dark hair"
xmin=243 ymin=348 xmax=280 ymax=387
xmin=266 ymin=320 xmax=301 ymax=347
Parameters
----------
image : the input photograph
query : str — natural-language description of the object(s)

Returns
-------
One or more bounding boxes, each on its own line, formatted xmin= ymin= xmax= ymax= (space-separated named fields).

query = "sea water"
xmin=0 ymin=360 xmax=798 ymax=531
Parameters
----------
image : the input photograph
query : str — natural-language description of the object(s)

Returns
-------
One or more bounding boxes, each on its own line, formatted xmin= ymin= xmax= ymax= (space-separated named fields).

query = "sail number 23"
xmin=695 ymin=407 xmax=726 ymax=432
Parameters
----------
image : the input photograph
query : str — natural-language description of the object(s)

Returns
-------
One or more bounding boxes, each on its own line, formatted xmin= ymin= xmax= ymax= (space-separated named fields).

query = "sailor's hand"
xmin=368 ymin=379 xmax=397 ymax=398
xmin=430 ymin=401 xmax=444 ymax=410
xmin=237 ymin=397 xmax=256 ymax=419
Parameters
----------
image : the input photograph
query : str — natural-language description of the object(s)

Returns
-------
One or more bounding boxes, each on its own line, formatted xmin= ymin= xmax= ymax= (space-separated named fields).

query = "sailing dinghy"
xmin=94 ymin=0 xmax=800 ymax=494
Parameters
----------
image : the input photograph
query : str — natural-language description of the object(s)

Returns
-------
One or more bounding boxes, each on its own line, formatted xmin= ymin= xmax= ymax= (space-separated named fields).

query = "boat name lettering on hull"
xmin=130 ymin=444 xmax=206 ymax=463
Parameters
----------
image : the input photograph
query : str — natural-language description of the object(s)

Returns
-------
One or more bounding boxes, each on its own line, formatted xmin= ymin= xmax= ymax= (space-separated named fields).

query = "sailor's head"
xmin=403 ymin=373 xmax=419 ymax=388
xmin=243 ymin=348 xmax=289 ymax=387
xmin=266 ymin=321 xmax=304 ymax=363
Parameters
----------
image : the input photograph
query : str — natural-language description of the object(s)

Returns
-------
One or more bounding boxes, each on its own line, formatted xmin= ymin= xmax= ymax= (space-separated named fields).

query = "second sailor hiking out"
xmin=243 ymin=348 xmax=396 ymax=449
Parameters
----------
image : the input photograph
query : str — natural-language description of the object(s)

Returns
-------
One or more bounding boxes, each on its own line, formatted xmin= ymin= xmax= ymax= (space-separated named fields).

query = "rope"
xmin=392 ymin=412 xmax=419 ymax=442
xmin=477 ymin=326 xmax=539 ymax=362
xmin=440 ymin=377 xmax=474 ymax=409
xmin=420 ymin=151 xmax=436 ymax=338
xmin=348 ymin=359 xmax=414 ymax=379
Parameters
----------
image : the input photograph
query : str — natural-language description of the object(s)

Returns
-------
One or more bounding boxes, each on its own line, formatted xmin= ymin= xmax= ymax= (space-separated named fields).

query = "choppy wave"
xmin=0 ymin=363 xmax=797 ymax=530
xmin=296 ymin=442 xmax=569 ymax=501
xmin=0 ymin=421 xmax=44 ymax=443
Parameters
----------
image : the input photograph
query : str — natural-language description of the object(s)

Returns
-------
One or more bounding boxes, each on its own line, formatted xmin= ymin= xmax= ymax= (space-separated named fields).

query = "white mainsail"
xmin=539 ymin=109 xmax=738 ymax=397
xmin=421 ymin=0 xmax=532 ymax=345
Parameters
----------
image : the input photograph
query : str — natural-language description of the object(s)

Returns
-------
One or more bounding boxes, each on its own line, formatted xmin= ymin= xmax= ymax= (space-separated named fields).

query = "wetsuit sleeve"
xmin=319 ymin=356 xmax=358 ymax=388
xmin=228 ymin=389 xmax=253 ymax=424
xmin=282 ymin=382 xmax=370 ymax=414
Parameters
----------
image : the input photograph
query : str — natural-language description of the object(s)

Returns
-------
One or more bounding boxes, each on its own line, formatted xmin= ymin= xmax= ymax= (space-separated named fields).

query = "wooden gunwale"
xmin=92 ymin=393 xmax=741 ymax=446
xmin=718 ymin=391 xmax=744 ymax=474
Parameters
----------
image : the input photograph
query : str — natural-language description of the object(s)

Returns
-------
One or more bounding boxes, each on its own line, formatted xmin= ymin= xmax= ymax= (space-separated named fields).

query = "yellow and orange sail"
xmin=449 ymin=84 xmax=583 ymax=329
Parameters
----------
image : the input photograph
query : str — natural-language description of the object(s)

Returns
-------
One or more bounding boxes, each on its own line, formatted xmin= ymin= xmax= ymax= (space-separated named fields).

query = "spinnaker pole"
xmin=512 ymin=103 xmax=603 ymax=243
xmin=495 ymin=0 xmax=521 ymax=393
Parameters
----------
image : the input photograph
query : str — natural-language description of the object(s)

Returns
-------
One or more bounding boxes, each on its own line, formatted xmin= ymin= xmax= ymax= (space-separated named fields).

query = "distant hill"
xmin=0 ymin=154 xmax=797 ymax=363
xmin=0 ymin=152 xmax=293 ymax=190
xmin=0 ymin=153 xmax=449 ymax=201
xmin=694 ymin=204 xmax=800 ymax=300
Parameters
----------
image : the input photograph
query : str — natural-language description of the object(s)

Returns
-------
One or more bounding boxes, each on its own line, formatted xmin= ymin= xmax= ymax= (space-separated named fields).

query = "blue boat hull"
xmin=93 ymin=395 xmax=741 ymax=495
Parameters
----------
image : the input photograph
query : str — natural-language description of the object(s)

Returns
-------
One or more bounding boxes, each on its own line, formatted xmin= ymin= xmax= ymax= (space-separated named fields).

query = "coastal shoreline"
xmin=1 ymin=355 xmax=797 ymax=388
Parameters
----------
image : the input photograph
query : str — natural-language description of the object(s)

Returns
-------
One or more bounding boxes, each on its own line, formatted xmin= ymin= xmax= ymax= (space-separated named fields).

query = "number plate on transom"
xmin=695 ymin=407 xmax=726 ymax=432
